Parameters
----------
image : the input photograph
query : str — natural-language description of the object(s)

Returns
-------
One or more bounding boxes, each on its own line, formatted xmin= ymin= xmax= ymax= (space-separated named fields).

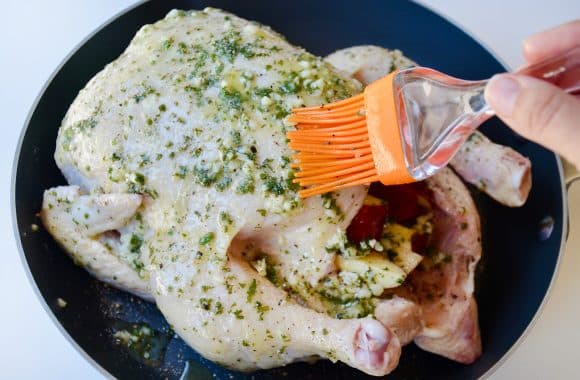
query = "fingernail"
xmin=485 ymin=74 xmax=520 ymax=117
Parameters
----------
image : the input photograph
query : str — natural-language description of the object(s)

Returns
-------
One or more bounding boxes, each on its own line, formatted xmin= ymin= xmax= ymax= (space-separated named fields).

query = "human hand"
xmin=484 ymin=20 xmax=580 ymax=169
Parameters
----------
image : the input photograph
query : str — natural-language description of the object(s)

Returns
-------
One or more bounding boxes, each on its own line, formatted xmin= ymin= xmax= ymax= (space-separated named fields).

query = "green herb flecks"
xmin=193 ymin=165 xmax=221 ymax=187
xmin=129 ymin=234 xmax=143 ymax=253
xmin=246 ymin=279 xmax=257 ymax=302
xmin=261 ymin=173 xmax=285 ymax=196
xmin=161 ymin=38 xmax=174 ymax=50
xmin=236 ymin=177 xmax=255 ymax=194
xmin=213 ymin=31 xmax=256 ymax=63
xmin=219 ymin=88 xmax=243 ymax=111
xmin=61 ymin=118 xmax=97 ymax=152
xmin=174 ymin=165 xmax=188 ymax=179
xmin=255 ymin=301 xmax=270 ymax=321
xmin=133 ymin=84 xmax=158 ymax=103
xmin=199 ymin=232 xmax=215 ymax=246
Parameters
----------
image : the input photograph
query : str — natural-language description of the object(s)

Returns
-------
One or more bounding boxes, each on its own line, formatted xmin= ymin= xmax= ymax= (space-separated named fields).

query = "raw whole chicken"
xmin=42 ymin=8 xmax=399 ymax=376
xmin=40 ymin=9 xmax=530 ymax=377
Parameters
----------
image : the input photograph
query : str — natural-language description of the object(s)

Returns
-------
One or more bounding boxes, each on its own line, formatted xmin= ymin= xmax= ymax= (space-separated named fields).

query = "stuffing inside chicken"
xmin=40 ymin=8 xmax=530 ymax=377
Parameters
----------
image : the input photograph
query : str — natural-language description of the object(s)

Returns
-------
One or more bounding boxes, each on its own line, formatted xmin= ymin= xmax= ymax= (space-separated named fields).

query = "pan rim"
xmin=10 ymin=1 xmax=568 ymax=379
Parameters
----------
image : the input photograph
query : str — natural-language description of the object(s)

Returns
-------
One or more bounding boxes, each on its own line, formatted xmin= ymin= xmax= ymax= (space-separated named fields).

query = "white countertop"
xmin=2 ymin=1 xmax=579 ymax=378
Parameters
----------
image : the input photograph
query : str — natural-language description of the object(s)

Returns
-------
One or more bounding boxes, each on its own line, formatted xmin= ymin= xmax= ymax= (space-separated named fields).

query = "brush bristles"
xmin=287 ymin=94 xmax=378 ymax=197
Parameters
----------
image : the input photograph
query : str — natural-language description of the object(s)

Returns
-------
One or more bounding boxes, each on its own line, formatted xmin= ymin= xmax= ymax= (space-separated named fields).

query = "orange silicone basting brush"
xmin=287 ymin=47 xmax=580 ymax=198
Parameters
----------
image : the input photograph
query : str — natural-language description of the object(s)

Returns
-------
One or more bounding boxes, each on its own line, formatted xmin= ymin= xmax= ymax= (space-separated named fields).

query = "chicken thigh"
xmin=42 ymin=8 xmax=404 ymax=375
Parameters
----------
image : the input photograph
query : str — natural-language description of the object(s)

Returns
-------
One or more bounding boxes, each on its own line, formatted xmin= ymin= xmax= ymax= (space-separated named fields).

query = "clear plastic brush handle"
xmin=398 ymin=45 xmax=580 ymax=181
xmin=517 ymin=46 xmax=580 ymax=94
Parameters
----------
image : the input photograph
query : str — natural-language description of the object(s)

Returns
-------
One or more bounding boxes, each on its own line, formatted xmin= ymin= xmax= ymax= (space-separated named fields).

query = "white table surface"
xmin=2 ymin=1 xmax=579 ymax=379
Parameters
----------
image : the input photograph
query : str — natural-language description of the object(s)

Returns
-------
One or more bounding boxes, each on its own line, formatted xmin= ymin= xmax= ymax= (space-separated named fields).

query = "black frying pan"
xmin=12 ymin=1 xmax=567 ymax=379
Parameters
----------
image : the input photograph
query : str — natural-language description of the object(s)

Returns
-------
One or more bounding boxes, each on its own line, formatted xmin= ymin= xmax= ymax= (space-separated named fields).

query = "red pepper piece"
xmin=369 ymin=182 xmax=431 ymax=223
xmin=411 ymin=233 xmax=430 ymax=255
xmin=347 ymin=204 xmax=388 ymax=243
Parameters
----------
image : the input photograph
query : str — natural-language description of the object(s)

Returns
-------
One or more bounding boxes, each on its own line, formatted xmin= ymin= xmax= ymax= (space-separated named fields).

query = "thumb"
xmin=485 ymin=73 xmax=580 ymax=168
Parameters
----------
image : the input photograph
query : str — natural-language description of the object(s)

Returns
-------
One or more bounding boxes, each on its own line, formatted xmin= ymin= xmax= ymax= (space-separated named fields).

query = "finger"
xmin=523 ymin=19 xmax=580 ymax=64
xmin=485 ymin=73 xmax=580 ymax=168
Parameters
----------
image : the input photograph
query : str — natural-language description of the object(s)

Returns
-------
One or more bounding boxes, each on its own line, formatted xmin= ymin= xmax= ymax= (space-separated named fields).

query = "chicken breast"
xmin=325 ymin=45 xmax=532 ymax=207
xmin=42 ymin=8 xmax=405 ymax=376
